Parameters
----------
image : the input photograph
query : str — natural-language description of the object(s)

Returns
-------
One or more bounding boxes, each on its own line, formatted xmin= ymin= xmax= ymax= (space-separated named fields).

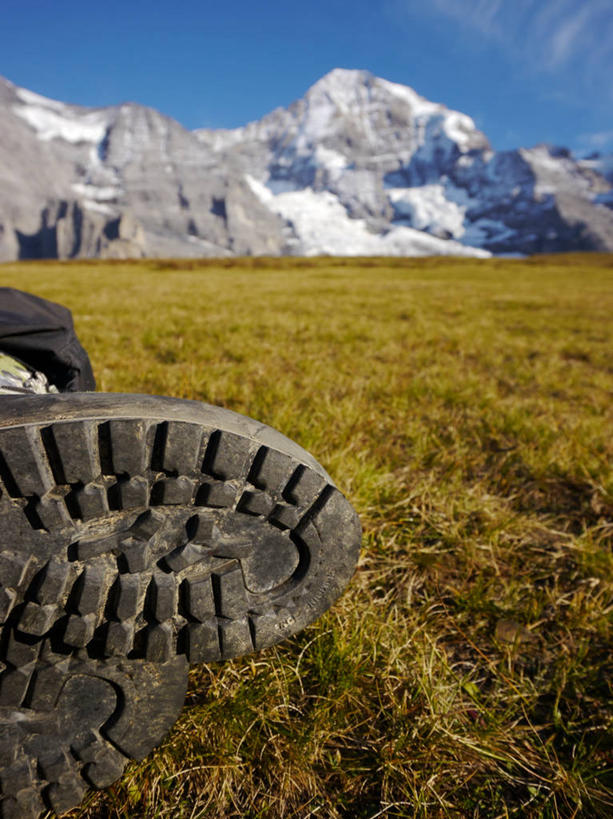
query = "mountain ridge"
xmin=1 ymin=69 xmax=611 ymax=260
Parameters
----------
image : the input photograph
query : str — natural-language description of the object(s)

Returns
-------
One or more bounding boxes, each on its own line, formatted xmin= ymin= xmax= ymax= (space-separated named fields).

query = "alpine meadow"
xmin=0 ymin=253 xmax=611 ymax=819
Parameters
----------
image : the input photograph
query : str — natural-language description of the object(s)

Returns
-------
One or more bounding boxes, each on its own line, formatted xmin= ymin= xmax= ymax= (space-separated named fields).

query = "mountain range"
xmin=1 ymin=68 xmax=612 ymax=261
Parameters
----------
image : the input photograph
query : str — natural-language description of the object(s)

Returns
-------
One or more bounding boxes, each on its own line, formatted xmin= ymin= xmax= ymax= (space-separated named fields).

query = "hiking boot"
xmin=0 ymin=392 xmax=361 ymax=817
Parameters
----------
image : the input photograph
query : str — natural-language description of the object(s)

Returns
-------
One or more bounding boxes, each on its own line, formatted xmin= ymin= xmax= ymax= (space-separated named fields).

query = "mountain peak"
xmin=1 ymin=71 xmax=611 ymax=261
xmin=309 ymin=67 xmax=374 ymax=92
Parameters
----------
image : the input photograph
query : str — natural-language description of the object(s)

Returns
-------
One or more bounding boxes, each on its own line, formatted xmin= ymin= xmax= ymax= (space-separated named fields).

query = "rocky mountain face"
xmin=1 ymin=69 xmax=612 ymax=260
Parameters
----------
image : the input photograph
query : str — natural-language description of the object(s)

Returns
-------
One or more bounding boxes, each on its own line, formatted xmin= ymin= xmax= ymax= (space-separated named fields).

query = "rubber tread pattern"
xmin=0 ymin=395 xmax=361 ymax=817
xmin=0 ymin=640 xmax=187 ymax=817
xmin=0 ymin=414 xmax=361 ymax=666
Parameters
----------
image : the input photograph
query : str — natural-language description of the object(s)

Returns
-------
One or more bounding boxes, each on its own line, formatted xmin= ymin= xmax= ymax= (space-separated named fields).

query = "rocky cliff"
xmin=1 ymin=69 xmax=611 ymax=259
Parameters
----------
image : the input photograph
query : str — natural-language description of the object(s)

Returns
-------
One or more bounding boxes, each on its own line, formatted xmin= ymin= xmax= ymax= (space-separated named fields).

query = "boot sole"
xmin=0 ymin=393 xmax=361 ymax=816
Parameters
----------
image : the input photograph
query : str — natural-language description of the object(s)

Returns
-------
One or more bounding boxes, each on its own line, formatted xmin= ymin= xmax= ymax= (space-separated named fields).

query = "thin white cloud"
xmin=545 ymin=4 xmax=592 ymax=67
xmin=577 ymin=130 xmax=613 ymax=150
xmin=404 ymin=0 xmax=613 ymax=94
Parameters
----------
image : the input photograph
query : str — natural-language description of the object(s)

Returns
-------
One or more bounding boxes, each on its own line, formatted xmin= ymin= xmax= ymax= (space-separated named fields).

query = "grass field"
xmin=1 ymin=253 xmax=612 ymax=818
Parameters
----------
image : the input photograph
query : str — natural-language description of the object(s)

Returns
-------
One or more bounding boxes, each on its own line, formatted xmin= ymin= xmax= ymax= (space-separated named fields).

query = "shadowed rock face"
xmin=0 ymin=77 xmax=286 ymax=260
xmin=14 ymin=201 xmax=147 ymax=260
xmin=0 ymin=69 xmax=612 ymax=260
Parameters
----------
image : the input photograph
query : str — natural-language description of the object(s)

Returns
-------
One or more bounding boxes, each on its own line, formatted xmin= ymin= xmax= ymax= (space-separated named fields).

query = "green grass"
xmin=1 ymin=253 xmax=612 ymax=818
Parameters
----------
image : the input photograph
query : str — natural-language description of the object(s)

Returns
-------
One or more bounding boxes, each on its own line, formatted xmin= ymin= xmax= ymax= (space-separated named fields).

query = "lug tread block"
xmin=0 ymin=759 xmax=34 ymax=795
xmin=0 ymin=588 xmax=17 ymax=622
xmin=145 ymin=622 xmax=174 ymax=663
xmin=70 ymin=730 xmax=104 ymax=763
xmin=109 ymin=475 xmax=149 ymax=510
xmin=248 ymin=611 xmax=280 ymax=650
xmin=218 ymin=617 xmax=253 ymax=658
xmin=165 ymin=542 xmax=211 ymax=573
xmin=107 ymin=419 xmax=148 ymax=475
xmin=0 ymin=427 xmax=52 ymax=497
xmin=283 ymin=467 xmax=328 ymax=508
xmin=63 ymin=613 xmax=97 ymax=648
xmin=190 ymin=514 xmax=219 ymax=545
xmin=212 ymin=566 xmax=248 ymax=619
xmin=152 ymin=476 xmax=196 ymax=505
xmin=237 ymin=490 xmax=275 ymax=517
xmin=68 ymin=483 xmax=107 ymax=521
xmin=307 ymin=487 xmax=362 ymax=563
xmin=76 ymin=566 xmax=113 ymax=616
xmin=84 ymin=747 xmax=127 ymax=789
xmin=0 ymin=553 xmax=30 ymax=589
xmin=4 ymin=631 xmax=39 ymax=667
xmin=292 ymin=519 xmax=322 ymax=560
xmin=37 ymin=748 xmax=72 ymax=782
xmin=151 ymin=574 xmax=177 ymax=621
xmin=1 ymin=793 xmax=44 ymax=819
xmin=120 ymin=537 xmax=151 ymax=573
xmin=129 ymin=509 xmax=164 ymax=541
xmin=205 ymin=431 xmax=252 ymax=481
xmin=0 ymin=725 xmax=19 ymax=766
xmin=34 ymin=496 xmax=70 ymax=530
xmin=73 ymin=532 xmax=120 ymax=562
xmin=250 ymin=448 xmax=296 ymax=494
xmin=113 ymin=575 xmax=144 ymax=621
xmin=45 ymin=777 xmax=87 ymax=816
xmin=105 ymin=621 xmax=134 ymax=656
xmin=0 ymin=665 xmax=35 ymax=707
xmin=35 ymin=560 xmax=71 ymax=605
xmin=18 ymin=602 xmax=57 ymax=637
xmin=269 ymin=503 xmax=301 ymax=530
xmin=162 ymin=421 xmax=203 ymax=473
xmin=0 ymin=797 xmax=20 ymax=819
xmin=38 ymin=642 xmax=67 ymax=666
xmin=183 ymin=577 xmax=215 ymax=621
xmin=27 ymin=664 xmax=66 ymax=710
xmin=49 ymin=422 xmax=98 ymax=484
xmin=200 ymin=481 xmax=236 ymax=508
xmin=185 ymin=619 xmax=221 ymax=662
xmin=9 ymin=789 xmax=45 ymax=819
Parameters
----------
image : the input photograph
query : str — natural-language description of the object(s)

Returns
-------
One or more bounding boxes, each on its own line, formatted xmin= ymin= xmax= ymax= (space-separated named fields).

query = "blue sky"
xmin=2 ymin=0 xmax=612 ymax=155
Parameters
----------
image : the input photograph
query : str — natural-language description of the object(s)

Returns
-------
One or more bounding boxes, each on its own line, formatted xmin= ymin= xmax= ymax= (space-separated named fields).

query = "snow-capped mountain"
xmin=1 ymin=69 xmax=612 ymax=260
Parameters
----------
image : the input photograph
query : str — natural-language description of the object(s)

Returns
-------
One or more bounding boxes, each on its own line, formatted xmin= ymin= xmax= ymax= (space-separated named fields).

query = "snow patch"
xmin=314 ymin=145 xmax=347 ymax=171
xmin=388 ymin=185 xmax=466 ymax=238
xmin=82 ymin=201 xmax=115 ymax=215
xmin=72 ymin=183 xmax=120 ymax=201
xmin=247 ymin=176 xmax=275 ymax=203
xmin=16 ymin=87 xmax=66 ymax=111
xmin=245 ymin=176 xmax=489 ymax=257
xmin=300 ymin=98 xmax=336 ymax=145
xmin=377 ymin=77 xmax=441 ymax=119
xmin=443 ymin=112 xmax=478 ymax=151
xmin=14 ymin=101 xmax=108 ymax=144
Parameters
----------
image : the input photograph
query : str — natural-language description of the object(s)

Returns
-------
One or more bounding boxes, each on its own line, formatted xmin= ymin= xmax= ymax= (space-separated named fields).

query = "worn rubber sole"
xmin=0 ymin=393 xmax=361 ymax=816
xmin=0 ymin=653 xmax=187 ymax=817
